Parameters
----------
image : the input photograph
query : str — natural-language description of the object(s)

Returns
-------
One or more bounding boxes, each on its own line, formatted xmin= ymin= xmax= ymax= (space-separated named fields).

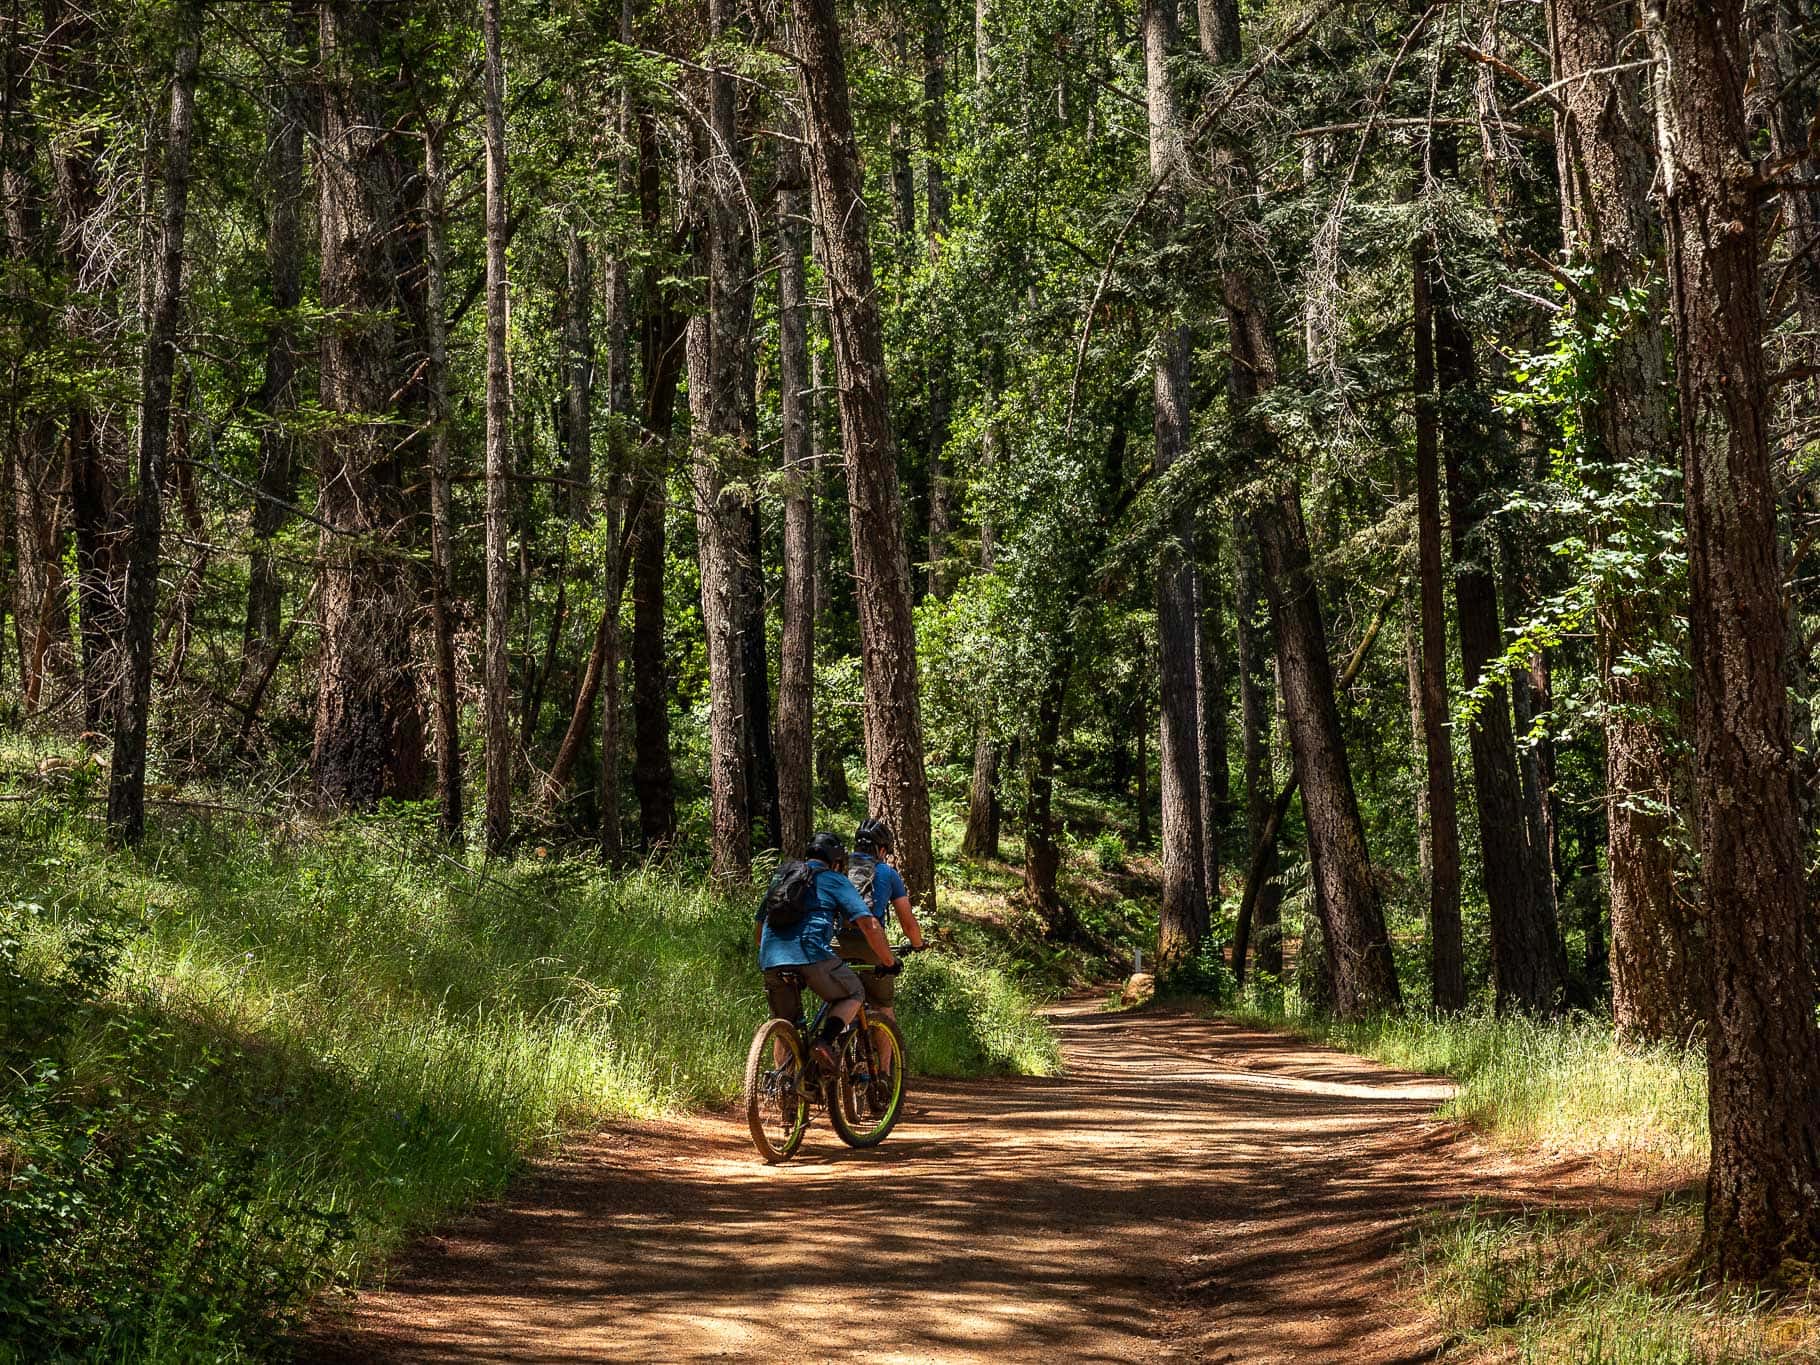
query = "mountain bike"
xmin=742 ymin=945 xmax=916 ymax=1163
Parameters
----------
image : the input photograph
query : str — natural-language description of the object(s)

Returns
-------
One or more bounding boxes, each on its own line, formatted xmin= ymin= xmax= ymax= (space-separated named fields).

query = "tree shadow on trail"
xmin=301 ymin=1003 xmax=1680 ymax=1365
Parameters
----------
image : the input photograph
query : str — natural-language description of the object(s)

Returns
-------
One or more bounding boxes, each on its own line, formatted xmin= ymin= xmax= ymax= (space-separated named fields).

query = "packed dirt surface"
xmin=306 ymin=1000 xmax=1627 ymax=1363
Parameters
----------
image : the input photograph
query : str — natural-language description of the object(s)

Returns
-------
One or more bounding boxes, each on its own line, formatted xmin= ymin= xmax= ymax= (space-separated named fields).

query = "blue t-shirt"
xmin=757 ymin=860 xmax=876 ymax=970
xmin=851 ymin=854 xmax=908 ymax=924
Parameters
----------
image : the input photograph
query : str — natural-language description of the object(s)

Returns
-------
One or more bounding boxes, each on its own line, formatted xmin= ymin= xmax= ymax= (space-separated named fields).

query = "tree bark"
xmin=243 ymin=2 xmax=307 ymax=685
xmin=1145 ymin=0 xmax=1209 ymax=975
xmin=1 ymin=20 xmax=66 ymax=712
xmin=1196 ymin=535 xmax=1230 ymax=903
xmin=1231 ymin=517 xmax=1280 ymax=981
xmin=47 ymin=0 xmax=125 ymax=738
xmin=692 ymin=0 xmax=753 ymax=881
xmin=1411 ymin=225 xmax=1465 ymax=1010
xmin=1546 ymin=0 xmax=1704 ymax=1042
xmin=481 ymin=0 xmax=514 ymax=855
xmin=107 ymin=0 xmax=199 ymax=845
xmin=422 ymin=127 xmax=463 ymax=841
xmin=795 ymin=0 xmax=937 ymax=908
xmin=923 ymin=0 xmax=955 ymax=600
xmin=776 ymin=134 xmax=815 ymax=859
xmin=1430 ymin=215 xmax=1564 ymax=1012
xmin=1649 ymin=0 xmax=1820 ymax=1283
xmin=632 ymin=105 xmax=679 ymax=850
xmin=313 ymin=0 xmax=427 ymax=806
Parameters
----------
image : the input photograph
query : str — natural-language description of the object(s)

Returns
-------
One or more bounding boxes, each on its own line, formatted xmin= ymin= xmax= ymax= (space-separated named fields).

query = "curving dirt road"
xmin=306 ymin=1001 xmax=1619 ymax=1363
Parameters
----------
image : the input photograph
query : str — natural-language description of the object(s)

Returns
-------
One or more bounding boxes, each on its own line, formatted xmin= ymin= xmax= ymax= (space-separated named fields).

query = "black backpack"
xmin=761 ymin=860 xmax=821 ymax=930
xmin=847 ymin=854 xmax=878 ymax=912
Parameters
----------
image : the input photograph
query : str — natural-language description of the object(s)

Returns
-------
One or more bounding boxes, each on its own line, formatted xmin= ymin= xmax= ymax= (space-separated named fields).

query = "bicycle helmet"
xmin=806 ymin=830 xmax=847 ymax=867
xmin=854 ymin=817 xmax=895 ymax=854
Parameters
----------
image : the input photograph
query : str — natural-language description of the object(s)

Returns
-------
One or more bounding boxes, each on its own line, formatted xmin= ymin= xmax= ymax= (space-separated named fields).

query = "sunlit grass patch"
xmin=1224 ymin=993 xmax=1707 ymax=1167
xmin=0 ymin=798 xmax=1057 ymax=1360
xmin=1411 ymin=1199 xmax=1819 ymax=1362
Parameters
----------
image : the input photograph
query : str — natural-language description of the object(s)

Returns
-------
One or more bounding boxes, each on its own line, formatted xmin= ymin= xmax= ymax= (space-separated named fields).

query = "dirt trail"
xmin=307 ymin=1001 xmax=1622 ymax=1363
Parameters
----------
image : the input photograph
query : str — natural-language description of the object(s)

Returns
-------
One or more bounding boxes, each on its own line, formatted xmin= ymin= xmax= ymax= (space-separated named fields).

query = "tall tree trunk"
xmin=1022 ymin=666 xmax=1076 ymax=936
xmin=923 ymin=0 xmax=955 ymax=601
xmin=1209 ymin=0 xmax=1396 ymax=1010
xmin=1411 ymin=225 xmax=1465 ymax=1010
xmin=1145 ymin=0 xmax=1209 ymax=974
xmin=107 ymin=0 xmax=199 ymax=845
xmin=243 ymin=2 xmax=306 ymax=684
xmin=1430 ymin=216 xmax=1564 ymax=1013
xmin=796 ymin=0 xmax=936 ymax=908
xmin=596 ymin=29 xmax=635 ymax=857
xmin=631 ymin=105 xmax=679 ymax=850
xmin=692 ymin=0 xmax=753 ymax=881
xmin=481 ymin=0 xmax=513 ymax=855
xmin=776 ymin=134 xmax=815 ymax=858
xmin=422 ymin=127 xmax=462 ymax=841
xmin=313 ymin=0 xmax=427 ymax=805
xmin=1231 ymin=277 xmax=1400 ymax=1017
xmin=1649 ymin=0 xmax=1820 ymax=1283
xmin=810 ymin=341 xmax=853 ymax=813
xmin=1196 ymin=536 xmax=1230 ymax=904
xmin=961 ymin=359 xmax=1003 ymax=860
xmin=1196 ymin=0 xmax=1238 ymax=62
xmin=1231 ymin=517 xmax=1280 ymax=982
xmin=47 ymin=0 xmax=125 ymax=738
xmin=2 ymin=18 xmax=66 ymax=712
xmin=1546 ymin=0 xmax=1703 ymax=1042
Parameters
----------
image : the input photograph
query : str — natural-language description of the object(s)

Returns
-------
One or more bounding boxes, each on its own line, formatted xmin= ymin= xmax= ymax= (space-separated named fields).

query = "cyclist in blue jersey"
xmin=836 ymin=818 xmax=926 ymax=1037
xmin=757 ymin=831 xmax=897 ymax=1070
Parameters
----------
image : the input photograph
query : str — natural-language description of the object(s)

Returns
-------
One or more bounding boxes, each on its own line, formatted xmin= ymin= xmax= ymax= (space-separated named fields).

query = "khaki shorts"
xmin=834 ymin=930 xmax=895 ymax=1009
xmin=764 ymin=958 xmax=863 ymax=1022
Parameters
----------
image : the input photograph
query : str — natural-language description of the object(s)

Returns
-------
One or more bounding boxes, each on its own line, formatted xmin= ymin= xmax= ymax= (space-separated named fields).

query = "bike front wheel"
xmin=828 ymin=1016 xmax=906 ymax=1148
xmin=744 ymin=1018 xmax=811 ymax=1163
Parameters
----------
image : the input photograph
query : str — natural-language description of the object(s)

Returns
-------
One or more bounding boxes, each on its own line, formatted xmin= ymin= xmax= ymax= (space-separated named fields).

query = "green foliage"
xmin=0 ymin=798 xmax=1057 ymax=1359
xmin=1412 ymin=1200 xmax=1813 ymax=1362
xmin=1226 ymin=996 xmax=1708 ymax=1165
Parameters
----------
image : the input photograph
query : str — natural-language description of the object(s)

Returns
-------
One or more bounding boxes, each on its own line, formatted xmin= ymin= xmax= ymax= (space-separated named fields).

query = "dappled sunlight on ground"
xmin=304 ymin=1002 xmax=1647 ymax=1363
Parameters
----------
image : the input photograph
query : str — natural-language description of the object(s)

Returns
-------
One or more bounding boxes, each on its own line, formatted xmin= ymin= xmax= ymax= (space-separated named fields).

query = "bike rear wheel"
xmin=828 ymin=1016 xmax=906 ymax=1148
xmin=743 ymin=1018 xmax=810 ymax=1163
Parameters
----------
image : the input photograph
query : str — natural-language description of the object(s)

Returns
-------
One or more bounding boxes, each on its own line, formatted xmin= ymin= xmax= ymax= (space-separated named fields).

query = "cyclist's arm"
xmin=891 ymin=894 xmax=925 ymax=950
xmin=855 ymin=913 xmax=897 ymax=969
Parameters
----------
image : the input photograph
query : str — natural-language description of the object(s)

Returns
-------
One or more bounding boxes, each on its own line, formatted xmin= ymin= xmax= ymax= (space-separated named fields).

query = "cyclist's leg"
xmin=763 ymin=969 xmax=804 ymax=1065
xmin=800 ymin=958 xmax=864 ymax=1064
xmin=861 ymin=968 xmax=898 ymax=1069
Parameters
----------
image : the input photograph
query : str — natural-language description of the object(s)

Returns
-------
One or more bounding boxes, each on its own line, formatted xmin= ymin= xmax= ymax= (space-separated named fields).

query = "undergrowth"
xmin=1220 ymin=985 xmax=1811 ymax=1360
xmin=0 ymin=791 xmax=1056 ymax=1361
xmin=1223 ymin=987 xmax=1707 ymax=1165
xmin=1411 ymin=1199 xmax=1818 ymax=1362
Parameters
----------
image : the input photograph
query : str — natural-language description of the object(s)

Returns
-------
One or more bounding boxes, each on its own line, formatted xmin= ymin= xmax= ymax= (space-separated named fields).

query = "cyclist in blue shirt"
xmin=757 ymin=831 xmax=897 ymax=1070
xmin=837 ymin=818 xmax=926 ymax=1036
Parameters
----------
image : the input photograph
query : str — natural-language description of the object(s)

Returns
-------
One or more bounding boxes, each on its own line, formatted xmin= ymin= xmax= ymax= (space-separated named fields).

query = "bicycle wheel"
xmin=743 ymin=1018 xmax=810 ymax=1163
xmin=828 ymin=1016 xmax=906 ymax=1148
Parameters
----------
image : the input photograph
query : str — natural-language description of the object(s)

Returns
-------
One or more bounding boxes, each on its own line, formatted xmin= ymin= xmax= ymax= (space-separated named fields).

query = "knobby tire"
xmin=744 ymin=1017 xmax=810 ymax=1163
xmin=828 ymin=1016 xmax=906 ymax=1148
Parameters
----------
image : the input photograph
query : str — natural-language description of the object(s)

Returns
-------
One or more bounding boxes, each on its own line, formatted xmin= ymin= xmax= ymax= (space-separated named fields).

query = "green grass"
xmin=1217 ymin=987 xmax=1820 ymax=1360
xmin=1411 ymin=1199 xmax=1818 ymax=1362
xmin=1224 ymin=988 xmax=1708 ymax=1166
xmin=0 ymin=788 xmax=1057 ymax=1361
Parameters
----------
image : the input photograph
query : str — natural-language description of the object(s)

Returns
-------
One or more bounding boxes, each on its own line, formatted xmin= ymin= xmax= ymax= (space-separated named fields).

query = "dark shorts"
xmin=763 ymin=958 xmax=863 ymax=1022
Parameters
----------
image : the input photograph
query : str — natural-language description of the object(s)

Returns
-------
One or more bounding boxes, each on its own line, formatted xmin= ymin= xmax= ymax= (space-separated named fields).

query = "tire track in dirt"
xmin=305 ymin=1000 xmax=1628 ymax=1363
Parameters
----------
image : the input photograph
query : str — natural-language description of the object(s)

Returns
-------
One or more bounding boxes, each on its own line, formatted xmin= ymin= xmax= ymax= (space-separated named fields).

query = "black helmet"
xmin=854 ymin=817 xmax=894 ymax=854
xmin=806 ymin=831 xmax=847 ymax=867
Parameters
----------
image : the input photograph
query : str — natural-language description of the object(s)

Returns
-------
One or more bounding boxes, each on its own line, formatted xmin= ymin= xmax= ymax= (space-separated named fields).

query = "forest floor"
xmin=302 ymin=998 xmax=1673 ymax=1363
